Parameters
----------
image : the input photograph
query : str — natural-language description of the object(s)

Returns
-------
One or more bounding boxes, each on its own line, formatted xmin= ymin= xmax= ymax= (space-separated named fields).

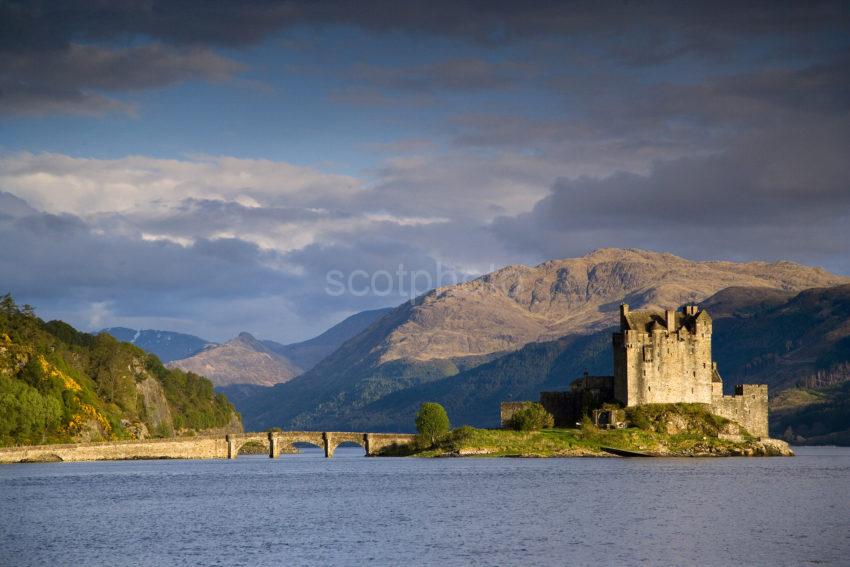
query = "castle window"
xmin=693 ymin=371 xmax=696 ymax=377
xmin=643 ymin=346 xmax=653 ymax=362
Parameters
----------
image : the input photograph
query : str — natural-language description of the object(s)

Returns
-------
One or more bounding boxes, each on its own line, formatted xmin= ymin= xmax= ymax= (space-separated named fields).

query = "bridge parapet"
xmin=365 ymin=433 xmax=417 ymax=456
xmin=0 ymin=431 xmax=417 ymax=463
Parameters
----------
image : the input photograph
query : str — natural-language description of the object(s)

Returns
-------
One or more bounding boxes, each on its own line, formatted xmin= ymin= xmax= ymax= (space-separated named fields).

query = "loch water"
xmin=1 ymin=446 xmax=848 ymax=566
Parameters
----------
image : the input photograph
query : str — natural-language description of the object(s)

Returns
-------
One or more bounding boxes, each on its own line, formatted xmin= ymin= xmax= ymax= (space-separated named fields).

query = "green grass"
xmin=377 ymin=425 xmax=757 ymax=457
xmin=769 ymin=388 xmax=827 ymax=412
xmin=376 ymin=403 xmax=780 ymax=457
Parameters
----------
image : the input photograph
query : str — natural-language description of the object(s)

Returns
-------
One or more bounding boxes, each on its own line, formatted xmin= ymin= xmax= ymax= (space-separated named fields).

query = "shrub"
xmin=415 ymin=402 xmax=451 ymax=445
xmin=506 ymin=403 xmax=554 ymax=431
xmin=437 ymin=425 xmax=476 ymax=451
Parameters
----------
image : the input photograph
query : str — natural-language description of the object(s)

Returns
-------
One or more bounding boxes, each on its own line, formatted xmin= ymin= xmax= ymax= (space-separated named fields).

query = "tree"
xmin=0 ymin=293 xmax=16 ymax=316
xmin=506 ymin=403 xmax=554 ymax=431
xmin=415 ymin=402 xmax=450 ymax=445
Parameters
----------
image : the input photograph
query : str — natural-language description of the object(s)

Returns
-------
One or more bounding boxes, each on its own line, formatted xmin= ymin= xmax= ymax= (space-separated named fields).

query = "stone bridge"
xmin=0 ymin=431 xmax=417 ymax=464
xmin=227 ymin=431 xmax=417 ymax=459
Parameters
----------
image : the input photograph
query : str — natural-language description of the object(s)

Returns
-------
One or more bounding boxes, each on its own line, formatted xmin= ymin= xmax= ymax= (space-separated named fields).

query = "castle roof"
xmin=621 ymin=306 xmax=710 ymax=333
xmin=622 ymin=310 xmax=682 ymax=332
xmin=712 ymin=367 xmax=723 ymax=383
xmin=622 ymin=311 xmax=666 ymax=331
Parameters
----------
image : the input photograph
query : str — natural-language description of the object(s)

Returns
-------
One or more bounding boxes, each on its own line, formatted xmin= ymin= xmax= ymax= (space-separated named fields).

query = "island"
xmin=374 ymin=403 xmax=793 ymax=458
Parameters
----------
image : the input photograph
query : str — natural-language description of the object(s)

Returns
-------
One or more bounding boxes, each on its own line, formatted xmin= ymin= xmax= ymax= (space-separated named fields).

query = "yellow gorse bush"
xmin=37 ymin=355 xmax=81 ymax=391
xmin=60 ymin=404 xmax=113 ymax=437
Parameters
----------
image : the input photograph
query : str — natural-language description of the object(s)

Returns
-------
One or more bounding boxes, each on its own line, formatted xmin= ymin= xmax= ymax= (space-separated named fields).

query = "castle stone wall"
xmin=500 ymin=402 xmax=531 ymax=427
xmin=711 ymin=384 xmax=769 ymax=438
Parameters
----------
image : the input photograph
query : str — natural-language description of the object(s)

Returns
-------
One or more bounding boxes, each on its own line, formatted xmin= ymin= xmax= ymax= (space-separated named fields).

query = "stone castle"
xmin=502 ymin=304 xmax=769 ymax=438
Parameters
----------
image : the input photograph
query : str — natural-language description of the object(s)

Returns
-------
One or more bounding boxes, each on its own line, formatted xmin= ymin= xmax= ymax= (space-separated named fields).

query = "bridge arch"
xmin=236 ymin=438 xmax=270 ymax=456
xmin=324 ymin=433 xmax=368 ymax=458
xmin=226 ymin=433 xmax=274 ymax=459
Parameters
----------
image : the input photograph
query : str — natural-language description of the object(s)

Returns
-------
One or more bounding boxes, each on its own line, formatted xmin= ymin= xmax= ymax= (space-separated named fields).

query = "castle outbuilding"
xmin=504 ymin=304 xmax=769 ymax=438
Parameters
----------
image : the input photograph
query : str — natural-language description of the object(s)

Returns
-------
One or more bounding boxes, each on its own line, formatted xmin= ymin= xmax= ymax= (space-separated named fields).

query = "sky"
xmin=1 ymin=1 xmax=849 ymax=343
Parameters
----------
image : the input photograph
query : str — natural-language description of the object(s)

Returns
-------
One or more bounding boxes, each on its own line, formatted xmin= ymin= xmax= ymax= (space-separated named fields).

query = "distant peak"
xmin=237 ymin=332 xmax=256 ymax=340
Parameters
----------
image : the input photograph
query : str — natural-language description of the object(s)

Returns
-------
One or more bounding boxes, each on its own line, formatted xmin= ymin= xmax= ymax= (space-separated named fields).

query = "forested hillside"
xmin=0 ymin=295 xmax=240 ymax=447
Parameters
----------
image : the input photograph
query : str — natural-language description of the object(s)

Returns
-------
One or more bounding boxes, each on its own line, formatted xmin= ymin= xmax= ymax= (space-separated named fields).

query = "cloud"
xmin=0 ymin=153 xmax=361 ymax=215
xmin=350 ymin=59 xmax=534 ymax=93
xmin=4 ymin=1 xmax=847 ymax=115
xmin=0 ymin=43 xmax=245 ymax=116
xmin=0 ymin=203 xmax=308 ymax=338
xmin=491 ymin=118 xmax=850 ymax=272
xmin=2 ymin=1 xmax=849 ymax=340
xmin=0 ymin=190 xmax=37 ymax=217
xmin=0 ymin=151 xmax=538 ymax=339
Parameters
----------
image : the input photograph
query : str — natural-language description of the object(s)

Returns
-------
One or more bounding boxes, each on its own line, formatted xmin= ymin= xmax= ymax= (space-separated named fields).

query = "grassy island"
xmin=377 ymin=403 xmax=793 ymax=458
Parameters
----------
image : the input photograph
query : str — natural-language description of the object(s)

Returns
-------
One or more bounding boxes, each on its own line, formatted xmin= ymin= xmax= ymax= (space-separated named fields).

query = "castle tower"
xmin=613 ymin=304 xmax=716 ymax=406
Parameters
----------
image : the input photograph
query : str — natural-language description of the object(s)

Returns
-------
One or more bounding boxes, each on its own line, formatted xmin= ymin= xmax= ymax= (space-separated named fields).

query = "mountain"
xmin=710 ymin=284 xmax=850 ymax=391
xmin=261 ymin=307 xmax=393 ymax=371
xmin=306 ymin=331 xmax=613 ymax=432
xmin=769 ymin=375 xmax=850 ymax=445
xmin=170 ymin=307 xmax=393 ymax=388
xmin=703 ymin=284 xmax=850 ymax=444
xmin=0 ymin=296 xmax=240 ymax=446
xmin=101 ymin=327 xmax=215 ymax=363
xmin=335 ymin=248 xmax=845 ymax=366
xmin=239 ymin=249 xmax=848 ymax=431
xmin=168 ymin=332 xmax=302 ymax=387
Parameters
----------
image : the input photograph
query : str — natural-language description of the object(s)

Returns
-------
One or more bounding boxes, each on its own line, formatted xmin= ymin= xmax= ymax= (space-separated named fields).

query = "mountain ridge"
xmin=375 ymin=247 xmax=848 ymax=364
xmin=239 ymin=249 xmax=849 ymax=430
xmin=167 ymin=307 xmax=394 ymax=387
xmin=168 ymin=332 xmax=302 ymax=387
xmin=101 ymin=327 xmax=215 ymax=363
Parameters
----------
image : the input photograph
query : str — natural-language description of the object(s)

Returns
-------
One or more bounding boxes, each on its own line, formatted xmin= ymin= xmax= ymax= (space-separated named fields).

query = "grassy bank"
xmin=377 ymin=404 xmax=793 ymax=457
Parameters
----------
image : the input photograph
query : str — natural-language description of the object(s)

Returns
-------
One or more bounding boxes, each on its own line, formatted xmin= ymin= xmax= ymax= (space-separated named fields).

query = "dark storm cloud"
xmin=6 ymin=1 xmax=840 ymax=50
xmin=485 ymin=48 xmax=850 ymax=270
xmin=447 ymin=54 xmax=850 ymax=181
xmin=0 ymin=43 xmax=244 ymax=115
xmin=4 ymin=0 xmax=848 ymax=114
xmin=351 ymin=59 xmax=534 ymax=93
xmin=491 ymin=118 xmax=850 ymax=271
